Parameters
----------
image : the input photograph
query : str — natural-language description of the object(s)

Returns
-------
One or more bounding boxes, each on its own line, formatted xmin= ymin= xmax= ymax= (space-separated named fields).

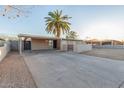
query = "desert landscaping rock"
xmin=0 ymin=52 xmax=36 ymax=88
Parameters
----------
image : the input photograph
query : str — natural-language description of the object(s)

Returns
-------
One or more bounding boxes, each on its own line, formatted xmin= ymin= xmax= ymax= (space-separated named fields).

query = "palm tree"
xmin=66 ymin=31 xmax=78 ymax=39
xmin=44 ymin=10 xmax=71 ymax=38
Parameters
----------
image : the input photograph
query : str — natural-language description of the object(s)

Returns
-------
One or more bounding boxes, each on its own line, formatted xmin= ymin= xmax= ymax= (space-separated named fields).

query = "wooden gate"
xmin=67 ymin=45 xmax=73 ymax=51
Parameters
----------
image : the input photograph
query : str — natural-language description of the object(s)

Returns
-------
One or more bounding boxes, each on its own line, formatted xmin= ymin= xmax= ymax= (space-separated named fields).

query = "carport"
xmin=18 ymin=34 xmax=61 ymax=54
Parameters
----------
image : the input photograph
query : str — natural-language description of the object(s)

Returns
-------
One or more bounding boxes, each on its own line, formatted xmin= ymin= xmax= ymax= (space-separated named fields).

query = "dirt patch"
xmin=0 ymin=52 xmax=36 ymax=88
xmin=82 ymin=48 xmax=124 ymax=61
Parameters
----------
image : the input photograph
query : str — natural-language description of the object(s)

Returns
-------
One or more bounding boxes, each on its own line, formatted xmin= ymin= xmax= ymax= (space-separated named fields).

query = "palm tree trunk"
xmin=56 ymin=30 xmax=61 ymax=38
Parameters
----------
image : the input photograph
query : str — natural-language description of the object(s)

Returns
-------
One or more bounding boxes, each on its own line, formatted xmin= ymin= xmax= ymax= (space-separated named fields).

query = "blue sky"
xmin=0 ymin=5 xmax=124 ymax=40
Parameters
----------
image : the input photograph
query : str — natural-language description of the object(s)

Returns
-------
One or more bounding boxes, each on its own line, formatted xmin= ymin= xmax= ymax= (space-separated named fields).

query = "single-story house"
xmin=85 ymin=39 xmax=124 ymax=46
xmin=18 ymin=34 xmax=92 ymax=54
xmin=101 ymin=40 xmax=123 ymax=45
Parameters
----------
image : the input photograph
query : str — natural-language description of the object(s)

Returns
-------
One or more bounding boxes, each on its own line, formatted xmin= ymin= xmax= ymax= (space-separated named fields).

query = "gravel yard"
xmin=82 ymin=48 xmax=124 ymax=61
xmin=0 ymin=52 xmax=36 ymax=88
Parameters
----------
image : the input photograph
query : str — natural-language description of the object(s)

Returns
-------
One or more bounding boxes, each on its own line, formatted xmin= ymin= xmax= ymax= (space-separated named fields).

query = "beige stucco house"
xmin=18 ymin=34 xmax=92 ymax=54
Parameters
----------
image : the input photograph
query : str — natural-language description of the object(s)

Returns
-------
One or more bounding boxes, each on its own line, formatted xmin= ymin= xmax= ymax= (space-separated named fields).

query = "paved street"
xmin=23 ymin=51 xmax=124 ymax=88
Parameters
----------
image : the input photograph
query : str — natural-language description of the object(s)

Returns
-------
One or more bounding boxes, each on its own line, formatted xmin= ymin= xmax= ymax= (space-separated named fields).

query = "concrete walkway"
xmin=23 ymin=51 xmax=124 ymax=88
xmin=0 ymin=52 xmax=36 ymax=88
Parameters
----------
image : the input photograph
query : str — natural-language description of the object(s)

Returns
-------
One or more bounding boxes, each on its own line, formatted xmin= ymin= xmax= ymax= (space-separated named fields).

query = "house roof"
xmin=18 ymin=34 xmax=83 ymax=41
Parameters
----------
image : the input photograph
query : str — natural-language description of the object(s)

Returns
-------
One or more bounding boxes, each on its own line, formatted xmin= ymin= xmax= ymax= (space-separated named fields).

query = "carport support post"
xmin=19 ymin=37 xmax=22 ymax=55
xmin=111 ymin=40 xmax=114 ymax=46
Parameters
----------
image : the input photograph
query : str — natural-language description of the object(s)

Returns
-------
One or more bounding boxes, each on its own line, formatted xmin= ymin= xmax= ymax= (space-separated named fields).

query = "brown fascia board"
xmin=18 ymin=34 xmax=59 ymax=40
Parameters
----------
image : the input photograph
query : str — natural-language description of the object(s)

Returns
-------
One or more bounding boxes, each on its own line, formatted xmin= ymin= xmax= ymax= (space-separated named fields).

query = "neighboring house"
xmin=85 ymin=39 xmax=124 ymax=46
xmin=85 ymin=39 xmax=124 ymax=49
xmin=18 ymin=34 xmax=92 ymax=54
xmin=85 ymin=39 xmax=101 ymax=46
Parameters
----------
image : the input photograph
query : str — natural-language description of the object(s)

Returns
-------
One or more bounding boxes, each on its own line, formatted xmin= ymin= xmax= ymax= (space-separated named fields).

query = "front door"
xmin=24 ymin=41 xmax=31 ymax=50
xmin=53 ymin=40 xmax=57 ymax=49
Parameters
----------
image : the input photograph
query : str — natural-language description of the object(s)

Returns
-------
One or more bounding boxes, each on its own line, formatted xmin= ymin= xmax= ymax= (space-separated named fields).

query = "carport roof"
xmin=18 ymin=34 xmax=83 ymax=41
xmin=18 ymin=34 xmax=59 ymax=40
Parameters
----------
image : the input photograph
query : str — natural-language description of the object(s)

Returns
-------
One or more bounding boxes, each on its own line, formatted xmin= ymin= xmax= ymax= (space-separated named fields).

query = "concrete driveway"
xmin=23 ymin=51 xmax=124 ymax=88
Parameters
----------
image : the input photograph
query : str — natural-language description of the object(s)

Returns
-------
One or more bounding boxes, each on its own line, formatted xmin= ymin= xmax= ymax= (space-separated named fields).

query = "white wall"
xmin=74 ymin=44 xmax=92 ymax=53
xmin=60 ymin=40 xmax=68 ymax=51
xmin=93 ymin=45 xmax=124 ymax=49
xmin=0 ymin=42 xmax=10 ymax=62
xmin=60 ymin=40 xmax=92 ymax=52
